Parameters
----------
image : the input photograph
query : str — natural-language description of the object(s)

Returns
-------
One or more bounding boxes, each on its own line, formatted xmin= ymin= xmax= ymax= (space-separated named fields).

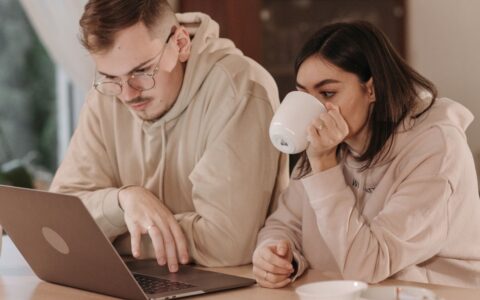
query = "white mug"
xmin=269 ymin=91 xmax=326 ymax=154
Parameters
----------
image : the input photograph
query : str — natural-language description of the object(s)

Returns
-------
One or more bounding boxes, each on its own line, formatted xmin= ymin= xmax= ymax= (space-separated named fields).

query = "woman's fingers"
xmin=327 ymin=104 xmax=349 ymax=137
xmin=253 ymin=265 xmax=291 ymax=287
xmin=253 ymin=246 xmax=293 ymax=276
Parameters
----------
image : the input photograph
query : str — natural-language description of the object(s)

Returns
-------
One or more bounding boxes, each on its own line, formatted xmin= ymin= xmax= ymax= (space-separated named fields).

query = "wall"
xmin=407 ymin=0 xmax=480 ymax=176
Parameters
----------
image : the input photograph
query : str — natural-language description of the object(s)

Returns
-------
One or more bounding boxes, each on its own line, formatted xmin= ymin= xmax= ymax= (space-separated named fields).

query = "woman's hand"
xmin=306 ymin=103 xmax=349 ymax=173
xmin=252 ymin=240 xmax=294 ymax=288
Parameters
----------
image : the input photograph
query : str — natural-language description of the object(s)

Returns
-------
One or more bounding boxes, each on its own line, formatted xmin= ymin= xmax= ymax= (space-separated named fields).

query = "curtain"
xmin=19 ymin=0 xmax=93 ymax=92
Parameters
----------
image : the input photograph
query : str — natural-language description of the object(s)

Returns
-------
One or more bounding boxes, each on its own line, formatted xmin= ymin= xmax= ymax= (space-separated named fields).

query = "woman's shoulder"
xmin=393 ymin=121 xmax=471 ymax=180
xmin=410 ymin=96 xmax=473 ymax=134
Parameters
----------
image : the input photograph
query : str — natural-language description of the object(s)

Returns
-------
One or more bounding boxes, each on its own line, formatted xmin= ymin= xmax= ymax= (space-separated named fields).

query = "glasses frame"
xmin=93 ymin=32 xmax=174 ymax=96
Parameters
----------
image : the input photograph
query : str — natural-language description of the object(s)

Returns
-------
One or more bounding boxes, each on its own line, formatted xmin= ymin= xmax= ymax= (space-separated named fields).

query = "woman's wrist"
xmin=308 ymin=150 xmax=338 ymax=173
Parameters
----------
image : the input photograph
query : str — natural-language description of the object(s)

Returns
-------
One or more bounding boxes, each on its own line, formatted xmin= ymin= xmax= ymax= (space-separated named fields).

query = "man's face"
xmin=92 ymin=22 xmax=183 ymax=121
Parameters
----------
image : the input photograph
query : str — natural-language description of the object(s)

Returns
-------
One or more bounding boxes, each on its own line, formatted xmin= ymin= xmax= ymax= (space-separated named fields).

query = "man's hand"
xmin=252 ymin=240 xmax=294 ymax=288
xmin=118 ymin=186 xmax=189 ymax=272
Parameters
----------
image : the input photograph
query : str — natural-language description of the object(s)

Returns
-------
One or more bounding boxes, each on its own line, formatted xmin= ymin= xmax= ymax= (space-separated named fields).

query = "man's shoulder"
xmin=213 ymin=54 xmax=274 ymax=83
xmin=207 ymin=54 xmax=278 ymax=102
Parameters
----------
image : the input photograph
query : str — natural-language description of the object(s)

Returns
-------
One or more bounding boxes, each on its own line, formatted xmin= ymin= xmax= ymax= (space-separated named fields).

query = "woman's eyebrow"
xmin=296 ymin=79 xmax=341 ymax=89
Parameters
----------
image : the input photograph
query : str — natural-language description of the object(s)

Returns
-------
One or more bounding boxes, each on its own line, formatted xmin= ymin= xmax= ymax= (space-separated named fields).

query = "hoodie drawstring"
xmin=158 ymin=122 xmax=167 ymax=202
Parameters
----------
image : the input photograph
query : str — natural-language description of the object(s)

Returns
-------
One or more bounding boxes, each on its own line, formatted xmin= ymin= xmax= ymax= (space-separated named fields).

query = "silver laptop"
xmin=0 ymin=185 xmax=255 ymax=300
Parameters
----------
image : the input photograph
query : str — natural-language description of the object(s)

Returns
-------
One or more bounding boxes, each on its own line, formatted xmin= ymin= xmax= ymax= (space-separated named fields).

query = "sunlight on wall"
xmin=407 ymin=0 xmax=480 ymax=180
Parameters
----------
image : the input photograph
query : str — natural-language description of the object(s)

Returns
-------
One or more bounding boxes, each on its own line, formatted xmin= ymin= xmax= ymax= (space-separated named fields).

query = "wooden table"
xmin=0 ymin=235 xmax=479 ymax=299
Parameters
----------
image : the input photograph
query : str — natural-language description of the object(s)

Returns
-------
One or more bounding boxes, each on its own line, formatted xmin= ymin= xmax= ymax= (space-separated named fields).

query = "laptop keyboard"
xmin=133 ymin=273 xmax=196 ymax=294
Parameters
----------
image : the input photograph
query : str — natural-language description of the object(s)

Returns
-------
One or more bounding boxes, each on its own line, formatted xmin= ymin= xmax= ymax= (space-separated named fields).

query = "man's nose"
xmin=120 ymin=82 xmax=142 ymax=102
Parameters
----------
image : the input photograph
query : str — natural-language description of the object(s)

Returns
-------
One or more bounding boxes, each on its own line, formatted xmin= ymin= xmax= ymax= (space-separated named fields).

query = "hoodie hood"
xmin=153 ymin=12 xmax=242 ymax=126
xmin=135 ymin=13 xmax=243 ymax=200
xmin=346 ymin=94 xmax=474 ymax=168
xmin=393 ymin=95 xmax=474 ymax=155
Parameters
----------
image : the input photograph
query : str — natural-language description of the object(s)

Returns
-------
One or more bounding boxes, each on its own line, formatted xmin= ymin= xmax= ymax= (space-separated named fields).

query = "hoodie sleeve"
xmin=300 ymin=126 xmax=459 ymax=283
xmin=173 ymin=65 xmax=287 ymax=267
xmin=49 ymin=95 xmax=127 ymax=240
xmin=256 ymin=180 xmax=309 ymax=279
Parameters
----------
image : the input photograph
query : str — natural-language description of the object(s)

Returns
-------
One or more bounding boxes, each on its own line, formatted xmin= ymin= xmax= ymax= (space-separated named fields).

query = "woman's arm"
xmin=301 ymin=127 xmax=459 ymax=282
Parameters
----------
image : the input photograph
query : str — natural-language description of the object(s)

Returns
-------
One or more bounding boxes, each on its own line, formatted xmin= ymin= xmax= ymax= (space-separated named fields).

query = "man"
xmin=50 ymin=0 xmax=288 ymax=273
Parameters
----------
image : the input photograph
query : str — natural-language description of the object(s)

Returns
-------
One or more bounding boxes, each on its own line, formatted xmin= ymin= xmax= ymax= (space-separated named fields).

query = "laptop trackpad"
xmin=126 ymin=259 xmax=254 ymax=292
xmin=126 ymin=259 xmax=172 ymax=276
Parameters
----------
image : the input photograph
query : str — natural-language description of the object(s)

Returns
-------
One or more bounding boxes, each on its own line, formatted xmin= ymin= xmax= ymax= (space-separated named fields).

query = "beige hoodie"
xmin=50 ymin=12 xmax=288 ymax=267
xmin=257 ymin=96 xmax=480 ymax=288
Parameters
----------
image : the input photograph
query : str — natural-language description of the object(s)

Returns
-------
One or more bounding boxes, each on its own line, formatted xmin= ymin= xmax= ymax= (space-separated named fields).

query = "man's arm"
xmin=176 ymin=92 xmax=286 ymax=267
xmin=49 ymin=93 xmax=127 ymax=240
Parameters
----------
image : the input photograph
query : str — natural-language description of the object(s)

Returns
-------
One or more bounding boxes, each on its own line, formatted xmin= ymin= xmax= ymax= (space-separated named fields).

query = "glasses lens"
xmin=95 ymin=82 xmax=122 ymax=96
xmin=128 ymin=74 xmax=155 ymax=91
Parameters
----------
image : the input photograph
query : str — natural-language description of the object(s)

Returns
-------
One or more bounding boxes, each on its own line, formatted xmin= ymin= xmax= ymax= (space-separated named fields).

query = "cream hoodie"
xmin=257 ymin=96 xmax=480 ymax=288
xmin=50 ymin=13 xmax=288 ymax=267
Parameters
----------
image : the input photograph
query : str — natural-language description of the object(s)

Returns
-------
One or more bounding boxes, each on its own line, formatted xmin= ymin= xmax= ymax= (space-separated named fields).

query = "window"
xmin=0 ymin=0 xmax=56 ymax=189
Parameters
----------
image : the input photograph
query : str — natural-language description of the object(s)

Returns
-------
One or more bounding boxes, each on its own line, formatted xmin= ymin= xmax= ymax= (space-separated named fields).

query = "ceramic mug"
xmin=269 ymin=91 xmax=326 ymax=154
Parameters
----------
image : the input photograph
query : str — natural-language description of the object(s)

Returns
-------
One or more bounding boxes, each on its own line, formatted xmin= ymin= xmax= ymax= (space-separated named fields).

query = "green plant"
xmin=0 ymin=159 xmax=34 ymax=188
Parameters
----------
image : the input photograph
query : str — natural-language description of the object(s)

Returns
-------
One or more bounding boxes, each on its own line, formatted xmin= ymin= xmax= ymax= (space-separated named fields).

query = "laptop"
xmin=0 ymin=185 xmax=256 ymax=300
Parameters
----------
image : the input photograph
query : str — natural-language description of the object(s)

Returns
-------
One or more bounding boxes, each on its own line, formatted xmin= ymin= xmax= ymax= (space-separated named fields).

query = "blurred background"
xmin=0 ymin=0 xmax=479 ymax=188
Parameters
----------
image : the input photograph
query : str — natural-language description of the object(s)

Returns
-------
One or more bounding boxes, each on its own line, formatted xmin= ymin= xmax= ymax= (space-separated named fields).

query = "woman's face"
xmin=296 ymin=55 xmax=375 ymax=152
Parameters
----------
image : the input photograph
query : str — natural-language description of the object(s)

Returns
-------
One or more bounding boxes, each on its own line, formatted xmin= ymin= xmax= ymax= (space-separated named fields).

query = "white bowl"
xmin=295 ymin=280 xmax=368 ymax=300
xmin=360 ymin=286 xmax=438 ymax=300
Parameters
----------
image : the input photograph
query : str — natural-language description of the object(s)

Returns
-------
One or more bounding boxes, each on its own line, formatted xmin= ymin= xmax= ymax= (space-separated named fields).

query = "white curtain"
xmin=19 ymin=0 xmax=93 ymax=91
xmin=19 ymin=0 xmax=94 ymax=162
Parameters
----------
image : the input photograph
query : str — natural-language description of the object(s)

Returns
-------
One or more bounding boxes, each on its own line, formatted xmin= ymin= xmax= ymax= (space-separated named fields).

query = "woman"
xmin=253 ymin=21 xmax=480 ymax=288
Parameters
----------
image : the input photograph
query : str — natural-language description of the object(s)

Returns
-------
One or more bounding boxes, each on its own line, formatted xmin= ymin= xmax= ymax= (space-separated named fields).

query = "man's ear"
xmin=161 ymin=26 xmax=191 ymax=72
xmin=174 ymin=26 xmax=191 ymax=63
xmin=366 ymin=77 xmax=375 ymax=102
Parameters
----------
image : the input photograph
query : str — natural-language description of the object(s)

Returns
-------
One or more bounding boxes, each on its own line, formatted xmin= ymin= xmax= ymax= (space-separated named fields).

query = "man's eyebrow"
xmin=97 ymin=57 xmax=156 ymax=77
xmin=296 ymin=79 xmax=341 ymax=89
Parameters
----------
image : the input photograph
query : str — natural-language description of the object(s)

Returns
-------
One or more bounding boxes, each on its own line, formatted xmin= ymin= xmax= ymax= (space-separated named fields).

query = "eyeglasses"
xmin=93 ymin=33 xmax=173 ymax=97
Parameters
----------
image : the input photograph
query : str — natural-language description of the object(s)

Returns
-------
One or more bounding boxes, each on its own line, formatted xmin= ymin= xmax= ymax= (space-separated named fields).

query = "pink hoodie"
xmin=257 ymin=96 xmax=480 ymax=288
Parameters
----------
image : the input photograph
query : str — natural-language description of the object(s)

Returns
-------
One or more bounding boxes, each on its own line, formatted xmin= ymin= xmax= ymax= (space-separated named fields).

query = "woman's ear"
xmin=366 ymin=77 xmax=375 ymax=102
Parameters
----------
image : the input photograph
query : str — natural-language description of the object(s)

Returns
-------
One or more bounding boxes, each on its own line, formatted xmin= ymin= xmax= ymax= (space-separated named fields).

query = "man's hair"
xmin=293 ymin=21 xmax=437 ymax=178
xmin=79 ymin=0 xmax=178 ymax=53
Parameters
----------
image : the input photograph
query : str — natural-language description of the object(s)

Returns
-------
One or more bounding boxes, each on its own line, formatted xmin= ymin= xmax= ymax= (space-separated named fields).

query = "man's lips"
xmin=129 ymin=99 xmax=151 ymax=111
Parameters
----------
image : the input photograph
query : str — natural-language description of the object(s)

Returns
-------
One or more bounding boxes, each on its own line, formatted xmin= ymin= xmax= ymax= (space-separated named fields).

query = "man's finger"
xmin=126 ymin=220 xmax=142 ymax=258
xmin=169 ymin=220 xmax=189 ymax=264
xmin=154 ymin=219 xmax=179 ymax=272
xmin=148 ymin=224 xmax=167 ymax=265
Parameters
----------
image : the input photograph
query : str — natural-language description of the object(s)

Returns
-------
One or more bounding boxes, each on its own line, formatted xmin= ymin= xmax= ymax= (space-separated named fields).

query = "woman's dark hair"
xmin=294 ymin=21 xmax=437 ymax=178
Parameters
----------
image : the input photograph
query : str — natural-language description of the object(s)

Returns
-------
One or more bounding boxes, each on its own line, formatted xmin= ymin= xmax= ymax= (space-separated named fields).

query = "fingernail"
xmin=170 ymin=264 xmax=178 ymax=272
xmin=181 ymin=256 xmax=189 ymax=264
